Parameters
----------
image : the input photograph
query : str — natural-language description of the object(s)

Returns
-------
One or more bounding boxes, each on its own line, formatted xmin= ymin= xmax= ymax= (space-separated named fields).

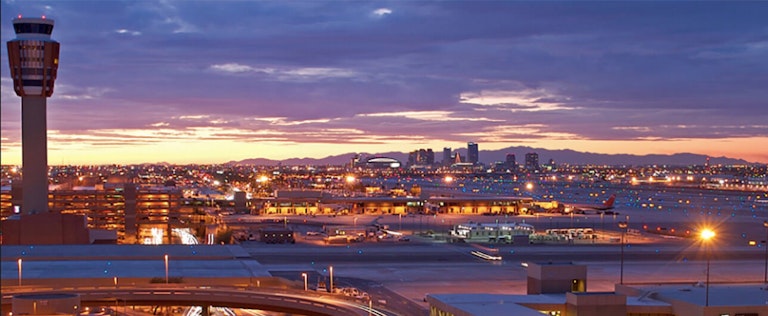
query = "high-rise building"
xmin=467 ymin=142 xmax=479 ymax=164
xmin=408 ymin=148 xmax=435 ymax=166
xmin=545 ymin=158 xmax=557 ymax=171
xmin=350 ymin=154 xmax=360 ymax=169
xmin=443 ymin=147 xmax=452 ymax=166
xmin=7 ymin=16 xmax=61 ymax=214
xmin=525 ymin=152 xmax=539 ymax=172
xmin=506 ymin=153 xmax=516 ymax=170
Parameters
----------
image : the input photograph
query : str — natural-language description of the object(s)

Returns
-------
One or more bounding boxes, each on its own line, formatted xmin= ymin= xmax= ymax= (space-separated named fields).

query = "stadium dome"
xmin=366 ymin=157 xmax=402 ymax=168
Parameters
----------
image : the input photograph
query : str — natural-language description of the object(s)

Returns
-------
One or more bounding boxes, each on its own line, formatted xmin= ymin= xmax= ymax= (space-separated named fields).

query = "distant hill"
xmin=229 ymin=146 xmax=757 ymax=166
xmin=468 ymin=146 xmax=754 ymax=166
xmin=230 ymin=151 xmax=408 ymax=166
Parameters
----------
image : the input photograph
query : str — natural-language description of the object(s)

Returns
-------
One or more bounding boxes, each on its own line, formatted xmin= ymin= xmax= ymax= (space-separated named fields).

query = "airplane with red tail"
xmin=563 ymin=194 xmax=616 ymax=214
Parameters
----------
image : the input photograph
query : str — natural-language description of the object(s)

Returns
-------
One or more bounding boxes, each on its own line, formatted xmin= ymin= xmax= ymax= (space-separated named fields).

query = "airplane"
xmin=562 ymin=194 xmax=616 ymax=214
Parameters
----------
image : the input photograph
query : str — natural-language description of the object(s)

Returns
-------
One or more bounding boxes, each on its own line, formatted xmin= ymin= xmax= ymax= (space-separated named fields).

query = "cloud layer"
xmin=1 ymin=1 xmax=767 ymax=164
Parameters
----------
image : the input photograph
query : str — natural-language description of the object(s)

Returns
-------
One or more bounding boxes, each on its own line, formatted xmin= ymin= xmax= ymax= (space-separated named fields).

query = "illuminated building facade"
xmin=525 ymin=152 xmax=540 ymax=172
xmin=429 ymin=196 xmax=532 ymax=215
xmin=0 ymin=183 xmax=206 ymax=244
xmin=408 ymin=149 xmax=435 ymax=167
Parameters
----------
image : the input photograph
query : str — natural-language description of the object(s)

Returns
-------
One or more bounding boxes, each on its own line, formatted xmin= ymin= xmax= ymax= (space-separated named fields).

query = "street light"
xmin=164 ymin=254 xmax=169 ymax=284
xmin=763 ymin=221 xmax=768 ymax=284
xmin=329 ymin=266 xmax=334 ymax=292
xmin=700 ymin=228 xmax=716 ymax=307
xmin=618 ymin=221 xmax=628 ymax=284
xmin=600 ymin=212 xmax=604 ymax=231
xmin=301 ymin=272 xmax=308 ymax=291
xmin=17 ymin=258 xmax=22 ymax=286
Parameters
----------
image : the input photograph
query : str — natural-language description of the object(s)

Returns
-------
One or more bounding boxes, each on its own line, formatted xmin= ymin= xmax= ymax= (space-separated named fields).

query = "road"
xmin=270 ymin=270 xmax=421 ymax=316
xmin=241 ymin=239 xmax=764 ymax=264
xmin=240 ymin=237 xmax=765 ymax=315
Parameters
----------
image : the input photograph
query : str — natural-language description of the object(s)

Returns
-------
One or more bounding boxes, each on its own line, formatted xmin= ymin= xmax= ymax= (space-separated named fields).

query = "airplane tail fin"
xmin=604 ymin=194 xmax=616 ymax=208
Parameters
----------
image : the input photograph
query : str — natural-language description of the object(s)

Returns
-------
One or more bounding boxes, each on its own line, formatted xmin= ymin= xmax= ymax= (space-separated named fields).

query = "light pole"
xmin=618 ymin=221 xmax=628 ymax=284
xmin=763 ymin=221 xmax=768 ymax=284
xmin=164 ymin=254 xmax=169 ymax=284
xmin=329 ymin=266 xmax=334 ymax=292
xmin=700 ymin=228 xmax=715 ymax=307
xmin=600 ymin=212 xmax=604 ymax=231
xmin=17 ymin=258 xmax=22 ymax=286
xmin=301 ymin=272 xmax=308 ymax=291
xmin=368 ymin=298 xmax=373 ymax=316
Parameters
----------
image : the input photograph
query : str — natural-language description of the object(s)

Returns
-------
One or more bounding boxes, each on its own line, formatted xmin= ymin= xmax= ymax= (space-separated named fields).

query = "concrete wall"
xmin=1 ymin=213 xmax=89 ymax=245
xmin=565 ymin=292 xmax=627 ymax=316
xmin=1 ymin=276 xmax=289 ymax=289
xmin=527 ymin=262 xmax=587 ymax=294
xmin=123 ymin=185 xmax=137 ymax=243
xmin=12 ymin=293 xmax=80 ymax=315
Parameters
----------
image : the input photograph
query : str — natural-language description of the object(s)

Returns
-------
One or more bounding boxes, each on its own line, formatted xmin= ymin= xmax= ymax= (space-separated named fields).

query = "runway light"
xmin=700 ymin=229 xmax=715 ymax=241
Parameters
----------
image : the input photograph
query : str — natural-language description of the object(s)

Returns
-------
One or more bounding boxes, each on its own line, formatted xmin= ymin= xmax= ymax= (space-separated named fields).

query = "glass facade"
xmin=14 ymin=22 xmax=53 ymax=35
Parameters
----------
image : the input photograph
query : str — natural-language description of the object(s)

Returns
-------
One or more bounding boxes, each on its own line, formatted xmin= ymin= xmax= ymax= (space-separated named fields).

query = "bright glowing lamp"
xmin=700 ymin=229 xmax=715 ymax=241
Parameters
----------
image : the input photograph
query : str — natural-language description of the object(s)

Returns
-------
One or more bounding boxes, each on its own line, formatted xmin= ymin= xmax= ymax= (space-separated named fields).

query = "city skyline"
xmin=2 ymin=1 xmax=767 ymax=165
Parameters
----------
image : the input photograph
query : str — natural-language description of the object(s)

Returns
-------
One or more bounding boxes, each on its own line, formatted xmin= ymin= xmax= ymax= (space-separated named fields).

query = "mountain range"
xmin=229 ymin=146 xmax=758 ymax=166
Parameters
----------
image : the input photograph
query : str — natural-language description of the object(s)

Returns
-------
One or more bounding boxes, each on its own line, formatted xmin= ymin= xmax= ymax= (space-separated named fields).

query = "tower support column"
xmin=21 ymin=96 xmax=48 ymax=214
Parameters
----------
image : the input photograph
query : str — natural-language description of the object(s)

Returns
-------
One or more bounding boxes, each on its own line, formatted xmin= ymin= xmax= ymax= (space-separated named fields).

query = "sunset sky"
xmin=1 ymin=1 xmax=767 ymax=165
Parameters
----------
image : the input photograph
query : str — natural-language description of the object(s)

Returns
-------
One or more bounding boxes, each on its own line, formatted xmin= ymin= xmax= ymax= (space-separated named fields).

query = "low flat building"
xmin=427 ymin=262 xmax=768 ymax=316
xmin=429 ymin=196 xmax=532 ymax=215
xmin=450 ymin=222 xmax=535 ymax=244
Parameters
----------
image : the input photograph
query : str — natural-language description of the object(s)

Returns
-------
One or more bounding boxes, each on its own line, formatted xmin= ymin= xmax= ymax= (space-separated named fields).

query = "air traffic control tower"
xmin=7 ymin=16 xmax=60 ymax=214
